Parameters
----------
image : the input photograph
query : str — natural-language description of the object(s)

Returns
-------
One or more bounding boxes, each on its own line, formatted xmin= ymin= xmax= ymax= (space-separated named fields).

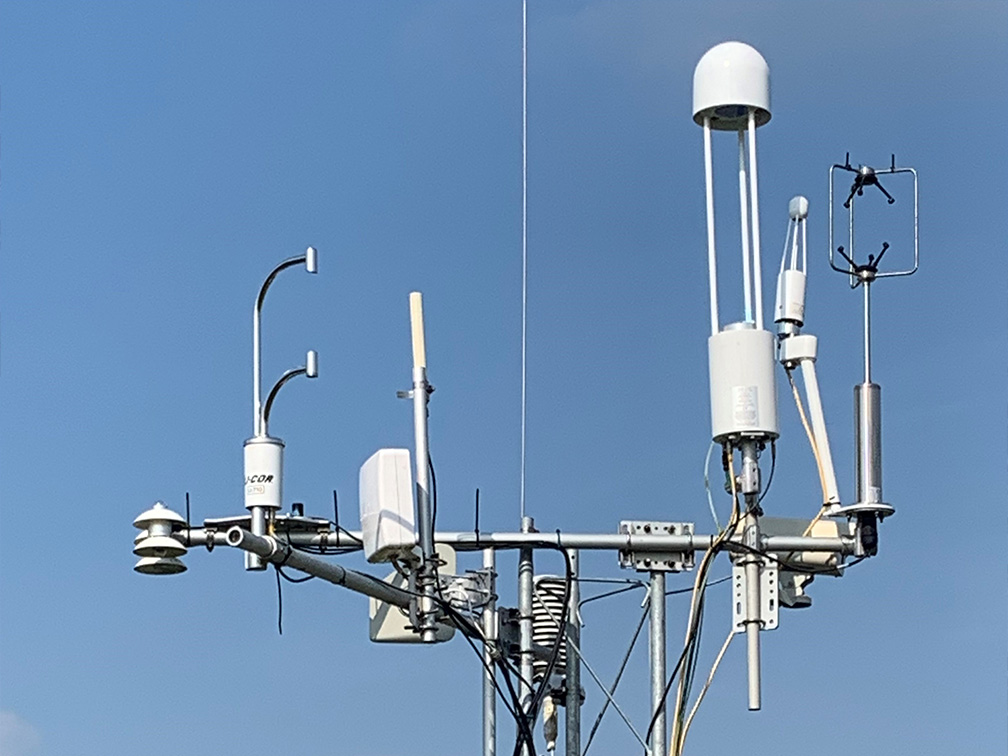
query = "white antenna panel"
xmin=359 ymin=448 xmax=418 ymax=563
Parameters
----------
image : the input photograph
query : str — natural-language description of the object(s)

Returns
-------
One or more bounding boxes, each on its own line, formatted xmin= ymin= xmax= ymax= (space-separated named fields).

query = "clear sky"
xmin=1 ymin=2 xmax=1005 ymax=755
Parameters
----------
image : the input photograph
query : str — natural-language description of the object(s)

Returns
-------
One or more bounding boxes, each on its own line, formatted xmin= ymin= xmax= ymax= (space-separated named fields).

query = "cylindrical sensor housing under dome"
xmin=709 ymin=324 xmax=779 ymax=442
xmin=244 ymin=435 xmax=284 ymax=510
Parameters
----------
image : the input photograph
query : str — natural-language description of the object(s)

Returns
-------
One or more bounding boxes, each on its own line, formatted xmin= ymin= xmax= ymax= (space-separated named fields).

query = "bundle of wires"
xmin=425 ymin=450 xmax=573 ymax=756
xmin=643 ymin=443 xmax=744 ymax=756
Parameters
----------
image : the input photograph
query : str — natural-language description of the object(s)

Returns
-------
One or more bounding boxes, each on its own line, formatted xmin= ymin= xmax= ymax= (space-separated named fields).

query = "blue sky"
xmin=1 ymin=2 xmax=1005 ymax=755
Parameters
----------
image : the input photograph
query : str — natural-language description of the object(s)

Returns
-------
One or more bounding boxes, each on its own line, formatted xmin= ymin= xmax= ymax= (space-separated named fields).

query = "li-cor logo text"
xmin=245 ymin=474 xmax=274 ymax=495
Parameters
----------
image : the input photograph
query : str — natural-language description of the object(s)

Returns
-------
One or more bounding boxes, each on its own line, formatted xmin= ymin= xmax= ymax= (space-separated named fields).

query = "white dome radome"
xmin=693 ymin=41 xmax=771 ymax=130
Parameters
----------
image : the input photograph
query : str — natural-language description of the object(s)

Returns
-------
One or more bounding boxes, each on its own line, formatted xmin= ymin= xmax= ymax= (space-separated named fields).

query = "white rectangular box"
xmin=359 ymin=448 xmax=417 ymax=563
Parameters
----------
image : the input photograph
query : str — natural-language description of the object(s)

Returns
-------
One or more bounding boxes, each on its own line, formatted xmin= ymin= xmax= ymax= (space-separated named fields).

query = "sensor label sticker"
xmin=732 ymin=385 xmax=759 ymax=427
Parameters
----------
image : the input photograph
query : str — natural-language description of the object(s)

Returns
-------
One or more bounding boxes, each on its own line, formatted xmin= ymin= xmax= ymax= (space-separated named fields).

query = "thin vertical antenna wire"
xmin=703 ymin=118 xmax=719 ymax=335
xmin=737 ymin=130 xmax=753 ymax=323
xmin=519 ymin=0 xmax=528 ymax=521
xmin=747 ymin=110 xmax=764 ymax=329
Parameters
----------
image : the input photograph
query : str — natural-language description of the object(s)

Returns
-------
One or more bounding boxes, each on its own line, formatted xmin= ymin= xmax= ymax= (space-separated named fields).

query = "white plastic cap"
xmin=788 ymin=195 xmax=809 ymax=220
xmin=133 ymin=501 xmax=186 ymax=530
xmin=693 ymin=42 xmax=770 ymax=130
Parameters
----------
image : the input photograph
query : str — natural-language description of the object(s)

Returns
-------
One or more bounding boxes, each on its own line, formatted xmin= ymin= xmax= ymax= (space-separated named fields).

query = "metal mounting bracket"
xmin=438 ymin=569 xmax=495 ymax=614
xmin=618 ymin=521 xmax=695 ymax=572
xmin=732 ymin=560 xmax=778 ymax=632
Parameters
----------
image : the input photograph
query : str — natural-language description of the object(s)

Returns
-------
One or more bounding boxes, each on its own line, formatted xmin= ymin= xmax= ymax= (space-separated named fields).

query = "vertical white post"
xmin=703 ymin=117 xmax=720 ymax=335
xmin=747 ymin=111 xmax=765 ymax=330
xmin=483 ymin=547 xmax=497 ymax=756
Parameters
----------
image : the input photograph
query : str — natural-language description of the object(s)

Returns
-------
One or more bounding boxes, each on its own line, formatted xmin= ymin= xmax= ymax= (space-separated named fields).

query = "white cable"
xmin=670 ymin=455 xmax=740 ymax=755
xmin=703 ymin=442 xmax=721 ymax=530
xmin=679 ymin=630 xmax=734 ymax=752
xmin=520 ymin=0 xmax=528 ymax=521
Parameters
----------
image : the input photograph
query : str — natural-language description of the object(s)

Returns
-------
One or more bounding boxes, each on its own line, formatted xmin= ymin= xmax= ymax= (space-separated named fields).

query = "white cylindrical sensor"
xmin=709 ymin=325 xmax=779 ymax=442
xmin=774 ymin=269 xmax=806 ymax=327
xmin=244 ymin=436 xmax=284 ymax=510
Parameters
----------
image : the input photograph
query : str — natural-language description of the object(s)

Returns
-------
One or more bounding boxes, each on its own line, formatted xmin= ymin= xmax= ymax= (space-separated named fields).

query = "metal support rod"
xmin=177 ymin=527 xmax=854 ymax=556
xmin=246 ymin=507 xmax=268 ymax=572
xmin=253 ymin=253 xmax=310 ymax=438
xmin=740 ymin=440 xmax=762 ymax=711
xmin=248 ymin=249 xmax=314 ymax=569
xmin=648 ymin=571 xmax=667 ymax=756
xmin=225 ymin=527 xmax=414 ymax=608
xmin=483 ymin=548 xmax=497 ymax=756
xmin=518 ymin=516 xmax=535 ymax=755
xmin=863 ymin=280 xmax=872 ymax=383
xmin=409 ymin=292 xmax=438 ymax=642
xmin=413 ymin=363 xmax=437 ymax=642
xmin=744 ymin=511 xmax=762 ymax=711
xmin=565 ymin=549 xmax=580 ymax=756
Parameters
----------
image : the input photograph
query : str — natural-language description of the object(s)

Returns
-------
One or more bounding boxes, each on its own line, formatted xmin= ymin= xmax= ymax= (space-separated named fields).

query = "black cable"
xmin=579 ymin=583 xmax=646 ymax=607
xmin=277 ymin=565 xmax=314 ymax=583
xmin=642 ymin=618 xmax=697 ymax=748
xmin=421 ymin=450 xmax=538 ymax=751
xmin=643 ymin=508 xmax=741 ymax=750
xmin=274 ymin=565 xmax=283 ymax=635
xmin=474 ymin=487 xmax=480 ymax=540
xmin=426 ymin=586 xmax=533 ymax=746
xmin=666 ymin=574 xmax=731 ymax=596
xmin=730 ymin=541 xmax=868 ymax=575
xmin=512 ymin=542 xmax=573 ymax=756
xmin=757 ymin=440 xmax=776 ymax=505
xmin=428 ymin=454 xmax=437 ymax=533
xmin=582 ymin=601 xmax=650 ymax=756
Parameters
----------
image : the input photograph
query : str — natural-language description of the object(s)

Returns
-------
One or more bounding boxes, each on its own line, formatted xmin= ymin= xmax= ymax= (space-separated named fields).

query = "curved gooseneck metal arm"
xmin=262 ymin=351 xmax=318 ymax=435
xmin=253 ymin=248 xmax=317 ymax=437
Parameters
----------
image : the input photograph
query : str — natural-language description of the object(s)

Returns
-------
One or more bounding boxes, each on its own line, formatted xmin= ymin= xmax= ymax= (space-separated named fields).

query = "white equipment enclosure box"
xmin=359 ymin=448 xmax=417 ymax=563
xmin=708 ymin=325 xmax=779 ymax=442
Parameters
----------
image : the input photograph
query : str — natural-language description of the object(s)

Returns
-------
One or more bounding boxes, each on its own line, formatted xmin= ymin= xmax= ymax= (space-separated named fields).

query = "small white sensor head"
xmin=133 ymin=501 xmax=188 ymax=561
xmin=693 ymin=41 xmax=771 ymax=131
xmin=788 ymin=195 xmax=809 ymax=221
xmin=305 ymin=246 xmax=318 ymax=274
xmin=306 ymin=350 xmax=318 ymax=378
